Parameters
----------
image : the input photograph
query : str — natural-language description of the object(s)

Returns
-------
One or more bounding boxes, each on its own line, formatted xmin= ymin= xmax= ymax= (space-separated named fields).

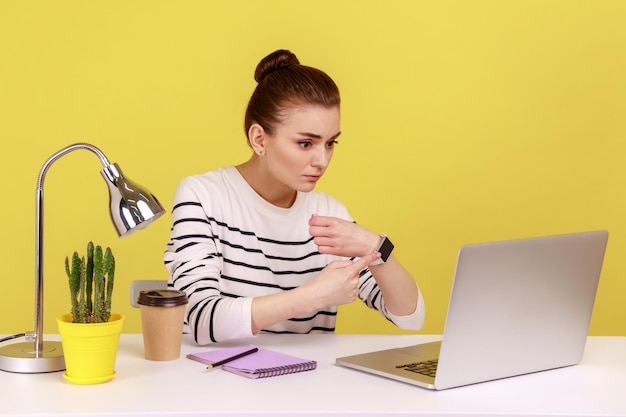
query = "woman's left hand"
xmin=308 ymin=214 xmax=379 ymax=258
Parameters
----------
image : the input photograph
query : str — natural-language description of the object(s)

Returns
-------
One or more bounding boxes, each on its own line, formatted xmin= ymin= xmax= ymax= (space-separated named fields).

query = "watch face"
xmin=378 ymin=237 xmax=395 ymax=262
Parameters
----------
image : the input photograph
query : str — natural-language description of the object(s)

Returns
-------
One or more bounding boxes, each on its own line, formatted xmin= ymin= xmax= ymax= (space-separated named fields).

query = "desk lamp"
xmin=0 ymin=143 xmax=165 ymax=373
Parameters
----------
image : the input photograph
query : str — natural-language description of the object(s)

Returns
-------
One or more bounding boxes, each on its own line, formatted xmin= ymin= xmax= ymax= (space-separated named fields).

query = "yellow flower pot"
xmin=56 ymin=313 xmax=125 ymax=385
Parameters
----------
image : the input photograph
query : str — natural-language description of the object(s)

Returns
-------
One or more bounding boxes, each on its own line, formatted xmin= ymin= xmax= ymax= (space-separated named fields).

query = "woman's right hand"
xmin=305 ymin=252 xmax=380 ymax=308
xmin=251 ymin=251 xmax=380 ymax=334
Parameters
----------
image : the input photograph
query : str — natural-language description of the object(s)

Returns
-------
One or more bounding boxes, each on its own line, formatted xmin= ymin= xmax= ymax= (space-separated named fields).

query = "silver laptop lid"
xmin=434 ymin=230 xmax=608 ymax=389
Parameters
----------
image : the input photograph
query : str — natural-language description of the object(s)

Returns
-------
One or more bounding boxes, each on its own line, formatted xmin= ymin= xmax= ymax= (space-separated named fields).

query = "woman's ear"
xmin=248 ymin=124 xmax=266 ymax=156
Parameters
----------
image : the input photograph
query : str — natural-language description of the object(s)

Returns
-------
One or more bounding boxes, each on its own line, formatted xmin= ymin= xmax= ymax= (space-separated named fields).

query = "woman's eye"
xmin=298 ymin=142 xmax=312 ymax=149
xmin=326 ymin=140 xmax=339 ymax=148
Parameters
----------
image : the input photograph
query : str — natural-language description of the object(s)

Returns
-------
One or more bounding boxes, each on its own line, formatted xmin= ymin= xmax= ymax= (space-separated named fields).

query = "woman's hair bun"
xmin=254 ymin=49 xmax=300 ymax=83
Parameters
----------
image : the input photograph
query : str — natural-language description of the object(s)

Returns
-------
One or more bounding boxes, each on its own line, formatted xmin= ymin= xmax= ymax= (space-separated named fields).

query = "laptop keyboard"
xmin=396 ymin=359 xmax=438 ymax=377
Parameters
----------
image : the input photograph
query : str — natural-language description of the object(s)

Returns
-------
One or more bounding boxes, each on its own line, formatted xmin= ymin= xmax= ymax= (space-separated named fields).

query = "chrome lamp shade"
xmin=0 ymin=143 xmax=165 ymax=373
xmin=102 ymin=162 xmax=165 ymax=237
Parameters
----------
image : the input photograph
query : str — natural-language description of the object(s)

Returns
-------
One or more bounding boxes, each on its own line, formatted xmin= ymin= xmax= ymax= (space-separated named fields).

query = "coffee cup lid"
xmin=137 ymin=289 xmax=188 ymax=307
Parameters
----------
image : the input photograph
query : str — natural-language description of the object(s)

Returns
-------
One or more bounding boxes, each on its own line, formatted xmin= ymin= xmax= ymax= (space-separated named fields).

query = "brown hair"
xmin=244 ymin=49 xmax=340 ymax=137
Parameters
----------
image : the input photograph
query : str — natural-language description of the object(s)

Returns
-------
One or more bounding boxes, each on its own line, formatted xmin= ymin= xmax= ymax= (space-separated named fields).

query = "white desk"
xmin=1 ymin=334 xmax=625 ymax=417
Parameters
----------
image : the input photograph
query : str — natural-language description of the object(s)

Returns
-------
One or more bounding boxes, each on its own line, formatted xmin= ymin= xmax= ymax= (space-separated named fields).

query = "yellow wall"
xmin=1 ymin=0 xmax=624 ymax=336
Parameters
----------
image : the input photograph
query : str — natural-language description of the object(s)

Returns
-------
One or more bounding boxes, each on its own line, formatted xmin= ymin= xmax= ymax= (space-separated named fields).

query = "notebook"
xmin=187 ymin=344 xmax=317 ymax=379
xmin=336 ymin=230 xmax=608 ymax=390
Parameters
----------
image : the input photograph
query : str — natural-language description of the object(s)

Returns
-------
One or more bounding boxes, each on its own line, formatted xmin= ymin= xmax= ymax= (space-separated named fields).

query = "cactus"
xmin=64 ymin=242 xmax=116 ymax=323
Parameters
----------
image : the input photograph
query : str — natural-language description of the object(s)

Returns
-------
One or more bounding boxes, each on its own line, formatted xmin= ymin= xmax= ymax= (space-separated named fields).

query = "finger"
xmin=309 ymin=214 xmax=332 ymax=227
xmin=316 ymin=245 xmax=334 ymax=255
xmin=313 ymin=235 xmax=335 ymax=247
xmin=327 ymin=259 xmax=355 ymax=270
xmin=350 ymin=252 xmax=380 ymax=272
xmin=309 ymin=225 xmax=328 ymax=238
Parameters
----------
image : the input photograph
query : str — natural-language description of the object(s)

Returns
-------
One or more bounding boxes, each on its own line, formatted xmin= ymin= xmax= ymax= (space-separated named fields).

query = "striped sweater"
xmin=164 ymin=166 xmax=424 ymax=345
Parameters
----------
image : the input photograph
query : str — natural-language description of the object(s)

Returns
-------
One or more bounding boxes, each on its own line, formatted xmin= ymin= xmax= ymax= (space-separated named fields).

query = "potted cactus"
xmin=56 ymin=242 xmax=125 ymax=385
xmin=66 ymin=242 xmax=115 ymax=323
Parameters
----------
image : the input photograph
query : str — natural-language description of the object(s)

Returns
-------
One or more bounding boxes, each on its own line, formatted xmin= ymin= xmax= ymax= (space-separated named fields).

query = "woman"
xmin=164 ymin=49 xmax=424 ymax=345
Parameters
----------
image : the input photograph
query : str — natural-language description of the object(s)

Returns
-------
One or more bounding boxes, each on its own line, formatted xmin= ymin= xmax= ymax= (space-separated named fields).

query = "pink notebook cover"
xmin=187 ymin=344 xmax=317 ymax=379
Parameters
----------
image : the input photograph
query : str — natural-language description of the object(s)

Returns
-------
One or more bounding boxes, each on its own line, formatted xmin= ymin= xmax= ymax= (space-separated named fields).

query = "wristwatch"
xmin=369 ymin=233 xmax=394 ymax=266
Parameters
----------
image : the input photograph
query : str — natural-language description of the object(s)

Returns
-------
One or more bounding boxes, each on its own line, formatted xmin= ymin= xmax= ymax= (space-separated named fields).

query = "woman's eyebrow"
xmin=296 ymin=131 xmax=342 ymax=140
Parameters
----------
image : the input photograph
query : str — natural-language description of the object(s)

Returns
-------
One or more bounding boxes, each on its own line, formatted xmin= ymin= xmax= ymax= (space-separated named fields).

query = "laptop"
xmin=336 ymin=230 xmax=608 ymax=390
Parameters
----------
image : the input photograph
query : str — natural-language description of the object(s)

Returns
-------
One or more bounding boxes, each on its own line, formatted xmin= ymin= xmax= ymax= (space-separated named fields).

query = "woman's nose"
xmin=311 ymin=148 xmax=331 ymax=168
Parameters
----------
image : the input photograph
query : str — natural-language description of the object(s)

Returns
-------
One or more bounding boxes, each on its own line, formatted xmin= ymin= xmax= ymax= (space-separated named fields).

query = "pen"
xmin=206 ymin=346 xmax=259 ymax=370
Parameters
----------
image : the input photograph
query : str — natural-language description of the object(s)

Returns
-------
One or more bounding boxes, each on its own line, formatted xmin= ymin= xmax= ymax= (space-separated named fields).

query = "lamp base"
xmin=0 ymin=341 xmax=65 ymax=373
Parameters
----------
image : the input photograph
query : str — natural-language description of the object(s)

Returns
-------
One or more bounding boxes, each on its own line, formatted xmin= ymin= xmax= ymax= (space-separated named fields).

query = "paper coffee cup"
xmin=137 ymin=289 xmax=188 ymax=361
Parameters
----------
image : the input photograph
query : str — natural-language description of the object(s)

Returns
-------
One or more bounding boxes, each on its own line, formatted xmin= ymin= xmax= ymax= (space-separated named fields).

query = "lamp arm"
xmin=34 ymin=143 xmax=112 ymax=354
xmin=37 ymin=143 xmax=111 ymax=188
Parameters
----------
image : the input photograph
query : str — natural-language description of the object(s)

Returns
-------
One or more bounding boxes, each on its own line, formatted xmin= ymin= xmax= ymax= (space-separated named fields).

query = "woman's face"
xmin=263 ymin=104 xmax=340 ymax=194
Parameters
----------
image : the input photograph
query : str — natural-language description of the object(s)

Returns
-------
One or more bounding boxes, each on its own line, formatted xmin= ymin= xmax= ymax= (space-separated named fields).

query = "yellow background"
xmin=1 ymin=1 xmax=624 ymax=336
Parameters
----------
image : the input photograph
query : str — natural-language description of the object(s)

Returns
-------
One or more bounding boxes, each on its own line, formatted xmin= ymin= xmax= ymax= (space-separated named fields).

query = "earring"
xmin=258 ymin=150 xmax=264 ymax=156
